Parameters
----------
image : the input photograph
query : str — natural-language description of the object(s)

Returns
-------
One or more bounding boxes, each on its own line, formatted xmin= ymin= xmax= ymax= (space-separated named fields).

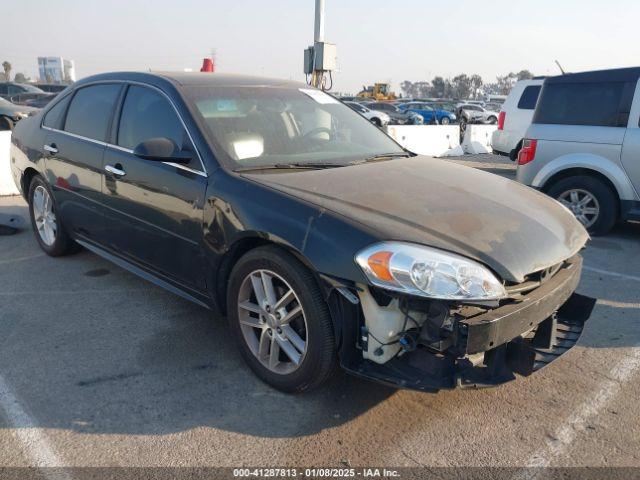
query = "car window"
xmin=7 ymin=85 xmax=23 ymax=95
xmin=534 ymin=81 xmax=627 ymax=127
xmin=64 ymin=84 xmax=121 ymax=141
xmin=0 ymin=85 xmax=6 ymax=95
xmin=43 ymin=95 xmax=72 ymax=130
xmin=117 ymin=85 xmax=186 ymax=151
xmin=517 ymin=85 xmax=541 ymax=110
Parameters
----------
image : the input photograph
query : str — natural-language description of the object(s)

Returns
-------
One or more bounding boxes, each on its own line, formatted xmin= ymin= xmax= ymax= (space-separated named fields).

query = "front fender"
xmin=203 ymin=169 xmax=378 ymax=286
xmin=532 ymin=153 xmax=637 ymax=201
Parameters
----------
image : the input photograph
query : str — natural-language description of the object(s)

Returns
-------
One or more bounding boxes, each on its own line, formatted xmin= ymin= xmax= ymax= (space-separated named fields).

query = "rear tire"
xmin=547 ymin=175 xmax=617 ymax=236
xmin=488 ymin=116 xmax=497 ymax=124
xmin=371 ymin=117 xmax=382 ymax=127
xmin=227 ymin=246 xmax=336 ymax=393
xmin=27 ymin=175 xmax=78 ymax=256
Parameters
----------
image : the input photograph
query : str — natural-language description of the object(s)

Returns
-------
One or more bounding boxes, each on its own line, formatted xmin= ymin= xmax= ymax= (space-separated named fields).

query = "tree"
xmin=517 ymin=70 xmax=534 ymax=81
xmin=470 ymin=74 xmax=483 ymax=99
xmin=2 ymin=61 xmax=11 ymax=82
xmin=430 ymin=76 xmax=446 ymax=98
xmin=13 ymin=72 xmax=29 ymax=83
xmin=495 ymin=72 xmax=518 ymax=95
xmin=451 ymin=74 xmax=472 ymax=99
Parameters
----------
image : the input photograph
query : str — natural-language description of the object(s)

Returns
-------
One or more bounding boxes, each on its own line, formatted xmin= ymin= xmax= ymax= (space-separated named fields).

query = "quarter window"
xmin=43 ymin=95 xmax=72 ymax=130
xmin=534 ymin=82 xmax=626 ymax=127
xmin=517 ymin=85 xmax=541 ymax=110
xmin=117 ymin=85 xmax=185 ymax=150
xmin=64 ymin=84 xmax=121 ymax=141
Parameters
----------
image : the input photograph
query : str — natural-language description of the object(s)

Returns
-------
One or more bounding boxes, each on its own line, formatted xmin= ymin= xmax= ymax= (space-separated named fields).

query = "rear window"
xmin=533 ymin=82 xmax=628 ymax=127
xmin=517 ymin=85 xmax=541 ymax=110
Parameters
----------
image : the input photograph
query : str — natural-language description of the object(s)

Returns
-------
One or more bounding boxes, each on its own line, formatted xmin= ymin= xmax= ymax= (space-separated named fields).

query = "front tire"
xmin=227 ymin=246 xmax=336 ymax=393
xmin=371 ymin=117 xmax=382 ymax=127
xmin=547 ymin=175 xmax=617 ymax=236
xmin=440 ymin=116 xmax=450 ymax=125
xmin=28 ymin=175 xmax=78 ymax=256
xmin=488 ymin=116 xmax=497 ymax=124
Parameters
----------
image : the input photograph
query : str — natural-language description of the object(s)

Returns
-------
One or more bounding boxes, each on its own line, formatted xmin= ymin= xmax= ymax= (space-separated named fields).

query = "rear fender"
xmin=533 ymin=153 xmax=637 ymax=201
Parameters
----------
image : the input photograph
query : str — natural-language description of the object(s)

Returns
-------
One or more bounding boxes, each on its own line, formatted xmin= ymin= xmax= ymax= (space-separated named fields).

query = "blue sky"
xmin=5 ymin=0 xmax=640 ymax=93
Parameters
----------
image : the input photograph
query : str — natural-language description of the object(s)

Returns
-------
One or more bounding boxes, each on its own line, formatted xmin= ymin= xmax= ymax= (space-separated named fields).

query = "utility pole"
xmin=303 ymin=0 xmax=336 ymax=90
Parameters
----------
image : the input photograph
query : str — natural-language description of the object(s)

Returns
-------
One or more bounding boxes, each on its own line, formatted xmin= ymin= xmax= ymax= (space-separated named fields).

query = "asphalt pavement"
xmin=0 ymin=158 xmax=638 ymax=475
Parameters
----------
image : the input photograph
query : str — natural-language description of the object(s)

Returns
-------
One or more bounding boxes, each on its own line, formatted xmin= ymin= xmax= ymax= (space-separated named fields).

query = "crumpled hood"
xmin=243 ymin=157 xmax=588 ymax=283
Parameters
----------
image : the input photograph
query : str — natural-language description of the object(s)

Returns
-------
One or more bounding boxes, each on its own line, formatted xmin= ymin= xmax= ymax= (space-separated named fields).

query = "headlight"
xmin=355 ymin=242 xmax=506 ymax=301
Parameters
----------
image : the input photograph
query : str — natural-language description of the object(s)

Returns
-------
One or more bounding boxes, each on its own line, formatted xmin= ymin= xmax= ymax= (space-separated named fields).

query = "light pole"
xmin=303 ymin=0 xmax=336 ymax=90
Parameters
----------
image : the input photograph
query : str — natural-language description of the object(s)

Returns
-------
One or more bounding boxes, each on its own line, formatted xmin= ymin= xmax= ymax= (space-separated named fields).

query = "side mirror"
xmin=133 ymin=137 xmax=192 ymax=164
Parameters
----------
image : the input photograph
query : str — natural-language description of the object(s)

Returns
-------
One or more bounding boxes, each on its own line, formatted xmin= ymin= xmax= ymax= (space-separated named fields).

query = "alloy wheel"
xmin=237 ymin=269 xmax=308 ymax=375
xmin=32 ymin=186 xmax=57 ymax=246
xmin=558 ymin=188 xmax=600 ymax=228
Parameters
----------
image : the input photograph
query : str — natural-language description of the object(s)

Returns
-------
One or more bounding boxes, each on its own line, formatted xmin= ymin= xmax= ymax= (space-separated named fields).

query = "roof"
xmin=74 ymin=71 xmax=308 ymax=89
xmin=546 ymin=67 xmax=640 ymax=84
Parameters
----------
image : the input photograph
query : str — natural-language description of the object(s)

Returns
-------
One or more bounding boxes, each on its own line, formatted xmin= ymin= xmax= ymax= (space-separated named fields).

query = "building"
xmin=37 ymin=57 xmax=76 ymax=84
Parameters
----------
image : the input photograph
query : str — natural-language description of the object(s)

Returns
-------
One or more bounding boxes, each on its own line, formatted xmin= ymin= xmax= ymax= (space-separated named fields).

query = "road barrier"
xmin=461 ymin=124 xmax=498 ymax=155
xmin=385 ymin=125 xmax=464 ymax=157
xmin=0 ymin=131 xmax=19 ymax=196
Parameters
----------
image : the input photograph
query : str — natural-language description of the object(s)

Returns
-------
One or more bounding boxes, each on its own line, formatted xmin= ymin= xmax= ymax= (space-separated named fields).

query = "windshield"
xmin=19 ymin=84 xmax=45 ymax=93
xmin=186 ymin=86 xmax=404 ymax=170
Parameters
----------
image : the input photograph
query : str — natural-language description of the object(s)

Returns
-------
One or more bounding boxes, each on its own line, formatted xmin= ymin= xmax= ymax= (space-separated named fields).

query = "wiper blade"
xmin=361 ymin=152 xmax=413 ymax=163
xmin=234 ymin=162 xmax=345 ymax=172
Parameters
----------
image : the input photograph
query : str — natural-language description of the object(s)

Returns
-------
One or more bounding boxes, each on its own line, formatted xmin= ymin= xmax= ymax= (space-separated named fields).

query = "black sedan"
xmin=10 ymin=72 xmax=594 ymax=393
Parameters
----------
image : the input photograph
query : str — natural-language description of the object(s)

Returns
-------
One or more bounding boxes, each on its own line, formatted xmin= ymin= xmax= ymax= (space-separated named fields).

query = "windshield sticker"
xmin=299 ymin=88 xmax=339 ymax=105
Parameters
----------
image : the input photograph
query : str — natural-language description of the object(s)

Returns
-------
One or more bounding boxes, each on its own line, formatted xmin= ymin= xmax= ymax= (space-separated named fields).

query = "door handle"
xmin=105 ymin=164 xmax=126 ymax=177
xmin=43 ymin=143 xmax=58 ymax=154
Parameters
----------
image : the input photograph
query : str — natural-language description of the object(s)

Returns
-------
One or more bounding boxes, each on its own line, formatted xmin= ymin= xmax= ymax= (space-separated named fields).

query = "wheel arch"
xmin=213 ymin=235 xmax=327 ymax=316
xmin=533 ymin=154 xmax=635 ymax=201
xmin=541 ymin=167 xmax=621 ymax=219
xmin=21 ymin=167 xmax=40 ymax=201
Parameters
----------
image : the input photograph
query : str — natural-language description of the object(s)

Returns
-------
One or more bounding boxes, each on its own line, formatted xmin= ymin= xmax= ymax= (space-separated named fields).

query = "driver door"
xmin=101 ymin=84 xmax=209 ymax=290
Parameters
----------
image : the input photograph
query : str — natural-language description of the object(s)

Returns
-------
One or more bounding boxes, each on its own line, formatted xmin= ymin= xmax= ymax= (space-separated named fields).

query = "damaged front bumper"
xmin=338 ymin=255 xmax=595 ymax=392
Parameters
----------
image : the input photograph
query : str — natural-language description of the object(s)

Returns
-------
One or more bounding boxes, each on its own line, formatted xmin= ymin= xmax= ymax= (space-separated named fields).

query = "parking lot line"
xmin=516 ymin=345 xmax=640 ymax=476
xmin=583 ymin=265 xmax=640 ymax=283
xmin=0 ymin=373 xmax=71 ymax=479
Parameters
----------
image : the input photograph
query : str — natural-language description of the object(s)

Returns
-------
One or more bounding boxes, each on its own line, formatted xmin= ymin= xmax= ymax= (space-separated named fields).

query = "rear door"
xmin=620 ymin=80 xmax=640 ymax=198
xmin=42 ymin=83 xmax=122 ymax=239
xmin=101 ymin=83 xmax=208 ymax=290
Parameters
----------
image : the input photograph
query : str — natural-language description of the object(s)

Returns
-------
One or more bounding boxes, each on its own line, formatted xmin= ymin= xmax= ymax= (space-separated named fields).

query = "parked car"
xmin=0 ymin=82 xmax=54 ymax=105
xmin=344 ymin=101 xmax=390 ymax=126
xmin=361 ymin=101 xmax=424 ymax=125
xmin=397 ymin=102 xmax=457 ymax=124
xmin=427 ymin=101 xmax=457 ymax=114
xmin=10 ymin=71 xmax=594 ymax=393
xmin=457 ymin=104 xmax=499 ymax=124
xmin=492 ymin=79 xmax=544 ymax=160
xmin=517 ymin=67 xmax=640 ymax=235
xmin=0 ymin=97 xmax=38 ymax=130
xmin=34 ymin=83 xmax=70 ymax=94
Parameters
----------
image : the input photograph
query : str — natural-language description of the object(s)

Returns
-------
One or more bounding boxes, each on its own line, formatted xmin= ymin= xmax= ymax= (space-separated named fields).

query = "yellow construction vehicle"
xmin=356 ymin=83 xmax=397 ymax=101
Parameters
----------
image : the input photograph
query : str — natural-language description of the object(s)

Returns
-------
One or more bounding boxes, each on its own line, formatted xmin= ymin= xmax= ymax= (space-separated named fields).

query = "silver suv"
xmin=517 ymin=67 xmax=640 ymax=235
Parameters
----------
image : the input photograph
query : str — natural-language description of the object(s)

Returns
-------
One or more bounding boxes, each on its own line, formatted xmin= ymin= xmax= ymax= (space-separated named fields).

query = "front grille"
xmin=505 ymin=261 xmax=566 ymax=297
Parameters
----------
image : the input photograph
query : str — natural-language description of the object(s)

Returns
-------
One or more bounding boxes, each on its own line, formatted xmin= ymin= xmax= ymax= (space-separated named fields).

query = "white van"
xmin=491 ymin=79 xmax=544 ymax=160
